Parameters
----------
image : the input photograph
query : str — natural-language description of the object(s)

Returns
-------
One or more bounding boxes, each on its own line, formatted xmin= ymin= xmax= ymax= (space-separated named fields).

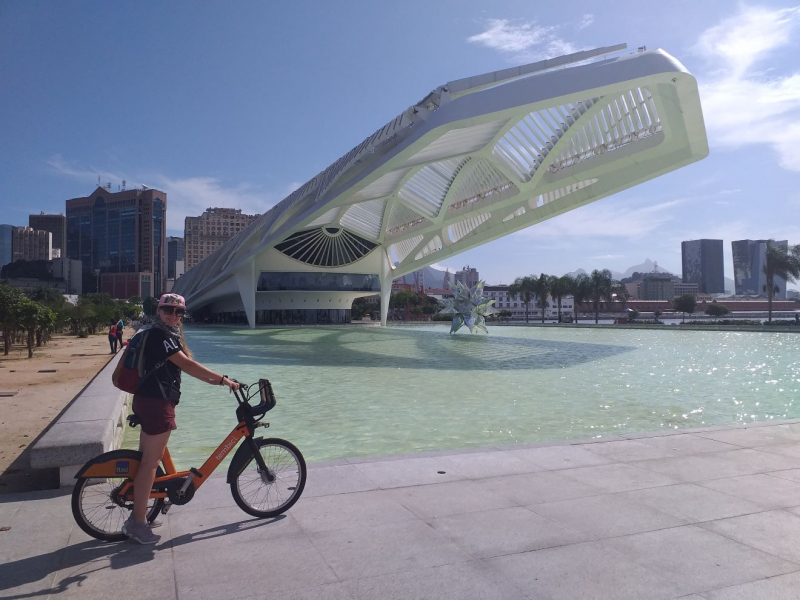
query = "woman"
xmin=116 ymin=317 xmax=124 ymax=349
xmin=108 ymin=320 xmax=118 ymax=354
xmin=123 ymin=293 xmax=239 ymax=545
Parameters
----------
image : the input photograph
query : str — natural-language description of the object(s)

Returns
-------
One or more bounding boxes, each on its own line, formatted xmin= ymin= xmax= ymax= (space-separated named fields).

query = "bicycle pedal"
xmin=161 ymin=503 xmax=173 ymax=515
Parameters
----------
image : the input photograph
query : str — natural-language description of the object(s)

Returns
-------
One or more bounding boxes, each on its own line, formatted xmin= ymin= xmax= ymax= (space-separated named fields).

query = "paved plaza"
xmin=6 ymin=421 xmax=800 ymax=599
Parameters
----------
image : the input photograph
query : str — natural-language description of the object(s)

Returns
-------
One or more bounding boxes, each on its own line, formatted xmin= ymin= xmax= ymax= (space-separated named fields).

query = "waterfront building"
xmin=173 ymin=45 xmax=709 ymax=327
xmin=640 ymin=274 xmax=675 ymax=300
xmin=66 ymin=186 xmax=167 ymax=297
xmin=29 ymin=213 xmax=66 ymax=257
xmin=184 ymin=208 xmax=257 ymax=272
xmin=484 ymin=285 xmax=573 ymax=320
xmin=732 ymin=239 xmax=788 ymax=298
xmin=167 ymin=236 xmax=185 ymax=280
xmin=0 ymin=224 xmax=13 ymax=270
xmin=681 ymin=239 xmax=724 ymax=293
xmin=673 ymin=282 xmax=699 ymax=297
xmin=454 ymin=266 xmax=480 ymax=288
xmin=12 ymin=227 xmax=52 ymax=262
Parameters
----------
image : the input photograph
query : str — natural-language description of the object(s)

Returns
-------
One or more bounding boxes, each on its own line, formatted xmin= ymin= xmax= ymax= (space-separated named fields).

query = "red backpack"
xmin=111 ymin=329 xmax=165 ymax=394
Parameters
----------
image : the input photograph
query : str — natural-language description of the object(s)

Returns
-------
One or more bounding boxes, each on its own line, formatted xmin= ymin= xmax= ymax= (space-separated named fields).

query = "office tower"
xmin=66 ymin=185 xmax=167 ymax=297
xmin=732 ymin=239 xmax=788 ymax=297
xmin=167 ymin=236 xmax=185 ymax=279
xmin=12 ymin=227 xmax=52 ymax=261
xmin=29 ymin=213 xmax=67 ymax=256
xmin=184 ymin=208 xmax=258 ymax=271
xmin=681 ymin=239 xmax=724 ymax=294
xmin=640 ymin=273 xmax=675 ymax=300
xmin=0 ymin=225 xmax=13 ymax=270
xmin=454 ymin=265 xmax=480 ymax=288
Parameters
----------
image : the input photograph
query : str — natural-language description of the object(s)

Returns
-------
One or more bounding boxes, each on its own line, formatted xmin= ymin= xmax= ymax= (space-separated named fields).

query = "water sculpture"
xmin=438 ymin=280 xmax=495 ymax=334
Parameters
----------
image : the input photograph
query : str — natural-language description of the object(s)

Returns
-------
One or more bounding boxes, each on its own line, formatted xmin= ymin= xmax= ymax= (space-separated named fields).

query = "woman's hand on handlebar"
xmin=222 ymin=376 xmax=240 ymax=393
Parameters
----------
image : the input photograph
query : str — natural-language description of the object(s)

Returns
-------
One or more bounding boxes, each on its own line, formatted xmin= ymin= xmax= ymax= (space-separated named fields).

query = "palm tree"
xmin=570 ymin=273 xmax=590 ymax=324
xmin=508 ymin=275 xmax=537 ymax=323
xmin=763 ymin=241 xmax=800 ymax=323
xmin=588 ymin=269 xmax=615 ymax=324
xmin=549 ymin=275 xmax=573 ymax=323
xmin=532 ymin=273 xmax=551 ymax=323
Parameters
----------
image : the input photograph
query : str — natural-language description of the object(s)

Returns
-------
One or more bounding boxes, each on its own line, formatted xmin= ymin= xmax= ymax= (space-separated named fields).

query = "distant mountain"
xmin=565 ymin=260 xmax=673 ymax=281
xmin=396 ymin=265 xmax=448 ymax=289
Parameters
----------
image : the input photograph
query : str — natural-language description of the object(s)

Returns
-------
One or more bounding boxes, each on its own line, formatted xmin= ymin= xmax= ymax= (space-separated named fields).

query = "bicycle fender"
xmin=74 ymin=449 xmax=143 ymax=479
xmin=226 ymin=437 xmax=263 ymax=484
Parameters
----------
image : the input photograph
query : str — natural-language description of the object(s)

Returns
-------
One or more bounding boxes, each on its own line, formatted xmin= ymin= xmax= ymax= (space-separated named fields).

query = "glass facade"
xmin=0 ymin=224 xmax=13 ymax=269
xmin=152 ymin=198 xmax=164 ymax=297
xmin=120 ymin=207 xmax=137 ymax=272
xmin=256 ymin=309 xmax=351 ymax=325
xmin=167 ymin=237 xmax=185 ymax=279
xmin=256 ymin=272 xmax=380 ymax=292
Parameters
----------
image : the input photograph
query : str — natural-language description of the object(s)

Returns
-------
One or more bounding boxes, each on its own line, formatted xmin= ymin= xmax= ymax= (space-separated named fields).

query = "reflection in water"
xmin=124 ymin=326 xmax=800 ymax=467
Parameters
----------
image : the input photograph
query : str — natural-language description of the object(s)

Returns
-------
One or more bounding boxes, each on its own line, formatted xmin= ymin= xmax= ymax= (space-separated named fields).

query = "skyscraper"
xmin=0 ymin=225 xmax=13 ymax=270
xmin=167 ymin=236 xmax=185 ymax=279
xmin=29 ymin=213 xmax=66 ymax=257
xmin=12 ymin=227 xmax=52 ymax=261
xmin=184 ymin=208 xmax=258 ymax=271
xmin=732 ymin=239 xmax=788 ymax=297
xmin=681 ymin=239 xmax=724 ymax=293
xmin=454 ymin=265 xmax=480 ymax=288
xmin=66 ymin=186 xmax=167 ymax=297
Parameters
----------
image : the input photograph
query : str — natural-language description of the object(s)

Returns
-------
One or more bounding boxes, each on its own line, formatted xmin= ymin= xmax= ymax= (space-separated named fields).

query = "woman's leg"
xmin=132 ymin=430 xmax=170 ymax=523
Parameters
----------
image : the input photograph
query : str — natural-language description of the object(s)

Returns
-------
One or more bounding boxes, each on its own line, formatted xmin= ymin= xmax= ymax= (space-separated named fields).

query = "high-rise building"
xmin=681 ymin=239 xmax=724 ymax=294
xmin=12 ymin=227 xmax=52 ymax=261
xmin=0 ymin=225 xmax=13 ymax=270
xmin=29 ymin=213 xmax=67 ymax=256
xmin=454 ymin=265 xmax=480 ymax=288
xmin=66 ymin=186 xmax=167 ymax=297
xmin=184 ymin=208 xmax=258 ymax=272
xmin=167 ymin=236 xmax=185 ymax=279
xmin=732 ymin=239 xmax=788 ymax=298
xmin=640 ymin=273 xmax=675 ymax=300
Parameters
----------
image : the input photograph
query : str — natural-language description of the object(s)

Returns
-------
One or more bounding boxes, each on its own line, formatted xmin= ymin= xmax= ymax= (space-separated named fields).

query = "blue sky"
xmin=2 ymin=1 xmax=799 ymax=287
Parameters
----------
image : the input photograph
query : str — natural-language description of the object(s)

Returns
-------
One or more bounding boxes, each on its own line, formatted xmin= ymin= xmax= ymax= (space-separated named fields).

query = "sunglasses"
xmin=161 ymin=306 xmax=185 ymax=317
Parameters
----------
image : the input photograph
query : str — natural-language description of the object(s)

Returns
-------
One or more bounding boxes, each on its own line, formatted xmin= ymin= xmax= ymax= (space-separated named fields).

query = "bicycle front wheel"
xmin=72 ymin=466 xmax=165 ymax=542
xmin=230 ymin=438 xmax=306 ymax=518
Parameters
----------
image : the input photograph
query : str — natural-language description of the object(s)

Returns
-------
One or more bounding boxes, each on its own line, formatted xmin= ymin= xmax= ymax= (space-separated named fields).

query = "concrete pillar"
xmin=380 ymin=279 xmax=391 ymax=326
xmin=235 ymin=261 xmax=256 ymax=329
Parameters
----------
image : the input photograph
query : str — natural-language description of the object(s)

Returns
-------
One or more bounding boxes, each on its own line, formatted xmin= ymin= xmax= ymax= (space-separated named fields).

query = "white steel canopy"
xmin=174 ymin=44 xmax=708 ymax=327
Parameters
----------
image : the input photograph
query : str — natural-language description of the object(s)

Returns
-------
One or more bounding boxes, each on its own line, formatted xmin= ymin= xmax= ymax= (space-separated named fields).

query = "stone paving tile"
xmin=50 ymin=552 xmax=176 ymax=600
xmin=558 ymin=462 xmax=680 ymax=492
xmin=768 ymin=468 xmax=800 ymax=483
xmin=173 ymin=534 xmax=338 ymax=598
xmin=631 ymin=453 xmax=761 ymax=483
xmin=615 ymin=483 xmax=767 ymax=523
xmin=479 ymin=470 xmax=604 ymax=505
xmin=0 ymin=549 xmax=63 ymax=597
xmin=713 ymin=448 xmax=800 ymax=473
xmin=345 ymin=560 xmax=527 ymax=600
xmin=171 ymin=474 xmax=235 ymax=512
xmin=486 ymin=539 xmax=682 ymax=600
xmin=603 ymin=525 xmax=799 ymax=596
xmin=700 ymin=510 xmax=800 ymax=564
xmin=529 ymin=493 xmax=688 ymax=540
xmin=632 ymin=433 xmax=739 ymax=454
xmin=697 ymin=427 xmax=800 ymax=448
xmin=700 ymin=570 xmax=800 ymax=599
xmin=254 ymin=582 xmax=355 ymax=600
xmin=290 ymin=489 xmax=416 ymax=533
xmin=302 ymin=464 xmax=380 ymax=497
xmin=429 ymin=506 xmax=586 ymax=559
xmin=383 ymin=479 xmax=515 ymax=519
xmin=309 ymin=520 xmax=469 ymax=581
xmin=698 ymin=473 xmax=800 ymax=509
xmin=438 ymin=450 xmax=543 ymax=479
xmin=352 ymin=457 xmax=464 ymax=488
xmin=753 ymin=443 xmax=800 ymax=459
xmin=507 ymin=444 xmax=613 ymax=470
xmin=581 ymin=439 xmax=677 ymax=462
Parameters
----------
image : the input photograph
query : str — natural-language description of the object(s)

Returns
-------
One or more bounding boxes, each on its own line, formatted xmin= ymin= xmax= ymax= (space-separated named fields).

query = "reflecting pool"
xmin=124 ymin=325 xmax=800 ymax=466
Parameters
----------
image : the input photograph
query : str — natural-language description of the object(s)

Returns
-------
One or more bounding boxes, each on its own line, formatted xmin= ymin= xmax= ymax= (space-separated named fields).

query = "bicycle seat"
xmin=127 ymin=414 xmax=141 ymax=428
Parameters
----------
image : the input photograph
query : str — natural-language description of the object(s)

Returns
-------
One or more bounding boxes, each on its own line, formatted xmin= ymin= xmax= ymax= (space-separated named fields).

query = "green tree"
xmin=673 ymin=294 xmax=697 ymax=323
xmin=0 ymin=284 xmax=25 ymax=355
xmin=497 ymin=309 xmax=512 ymax=322
xmin=763 ymin=241 xmax=800 ymax=323
xmin=16 ymin=298 xmax=55 ymax=358
xmin=705 ymin=302 xmax=729 ymax=320
xmin=548 ymin=275 xmax=572 ymax=323
xmin=570 ymin=273 xmax=590 ymax=324
xmin=588 ymin=269 xmax=616 ymax=324
xmin=532 ymin=273 xmax=551 ymax=323
xmin=508 ymin=275 xmax=537 ymax=323
xmin=142 ymin=296 xmax=159 ymax=316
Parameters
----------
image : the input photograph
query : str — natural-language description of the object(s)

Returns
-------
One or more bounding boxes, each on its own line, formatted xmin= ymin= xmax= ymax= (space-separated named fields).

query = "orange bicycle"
xmin=71 ymin=379 xmax=306 ymax=542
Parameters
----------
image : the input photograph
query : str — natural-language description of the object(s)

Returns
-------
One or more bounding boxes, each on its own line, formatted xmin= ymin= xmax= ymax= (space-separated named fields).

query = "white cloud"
xmin=588 ymin=254 xmax=624 ymax=260
xmin=512 ymin=198 xmax=683 ymax=241
xmin=47 ymin=155 xmax=285 ymax=232
xmin=468 ymin=18 xmax=582 ymax=63
xmin=694 ymin=5 xmax=800 ymax=171
xmin=577 ymin=14 xmax=594 ymax=30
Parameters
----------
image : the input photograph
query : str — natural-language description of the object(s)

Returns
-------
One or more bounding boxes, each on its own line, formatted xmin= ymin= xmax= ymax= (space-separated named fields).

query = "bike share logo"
xmin=216 ymin=437 xmax=238 ymax=461
xmin=115 ymin=461 xmax=130 ymax=475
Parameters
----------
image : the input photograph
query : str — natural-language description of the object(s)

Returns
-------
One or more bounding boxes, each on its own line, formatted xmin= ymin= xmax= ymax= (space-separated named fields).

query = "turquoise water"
xmin=124 ymin=325 xmax=800 ymax=467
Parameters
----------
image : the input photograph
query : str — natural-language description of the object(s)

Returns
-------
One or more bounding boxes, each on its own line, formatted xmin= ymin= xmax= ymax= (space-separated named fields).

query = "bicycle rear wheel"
xmin=72 ymin=467 xmax=164 ymax=542
xmin=230 ymin=438 xmax=306 ymax=518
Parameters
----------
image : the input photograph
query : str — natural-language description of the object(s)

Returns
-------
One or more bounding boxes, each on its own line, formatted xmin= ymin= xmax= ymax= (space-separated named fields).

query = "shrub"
xmin=77 ymin=329 xmax=89 ymax=338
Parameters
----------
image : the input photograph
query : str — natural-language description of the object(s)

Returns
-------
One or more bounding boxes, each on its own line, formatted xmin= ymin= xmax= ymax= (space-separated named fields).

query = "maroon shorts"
xmin=132 ymin=395 xmax=177 ymax=435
